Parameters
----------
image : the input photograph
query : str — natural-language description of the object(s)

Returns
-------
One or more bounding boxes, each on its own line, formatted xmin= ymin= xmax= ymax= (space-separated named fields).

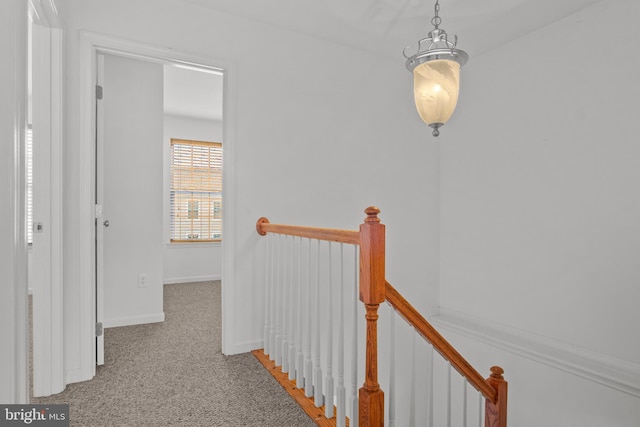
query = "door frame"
xmin=29 ymin=0 xmax=65 ymax=397
xmin=77 ymin=32 xmax=237 ymax=380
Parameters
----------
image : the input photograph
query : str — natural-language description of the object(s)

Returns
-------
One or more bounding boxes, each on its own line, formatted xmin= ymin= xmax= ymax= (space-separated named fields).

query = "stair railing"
xmin=384 ymin=282 xmax=508 ymax=426
xmin=256 ymin=206 xmax=507 ymax=427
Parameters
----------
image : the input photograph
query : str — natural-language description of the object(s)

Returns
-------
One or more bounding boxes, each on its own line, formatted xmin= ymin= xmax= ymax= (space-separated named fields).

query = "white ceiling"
xmin=177 ymin=0 xmax=602 ymax=58
xmin=163 ymin=64 xmax=224 ymax=121
xmin=164 ymin=0 xmax=603 ymax=121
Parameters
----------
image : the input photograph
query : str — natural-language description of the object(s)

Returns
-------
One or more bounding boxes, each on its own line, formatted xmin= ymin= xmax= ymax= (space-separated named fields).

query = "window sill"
xmin=166 ymin=241 xmax=221 ymax=249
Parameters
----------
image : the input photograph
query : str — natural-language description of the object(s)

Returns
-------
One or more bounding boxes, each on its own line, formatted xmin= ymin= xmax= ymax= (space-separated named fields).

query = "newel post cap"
xmin=364 ymin=206 xmax=381 ymax=223
xmin=490 ymin=366 xmax=505 ymax=381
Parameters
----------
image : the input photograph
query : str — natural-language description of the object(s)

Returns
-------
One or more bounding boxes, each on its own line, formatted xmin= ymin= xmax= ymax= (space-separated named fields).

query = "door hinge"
xmin=95 ymin=322 xmax=103 ymax=337
xmin=95 ymin=84 xmax=103 ymax=100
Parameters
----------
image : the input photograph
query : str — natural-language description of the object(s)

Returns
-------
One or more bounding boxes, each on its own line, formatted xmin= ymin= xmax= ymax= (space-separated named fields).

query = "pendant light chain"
xmin=431 ymin=0 xmax=442 ymax=29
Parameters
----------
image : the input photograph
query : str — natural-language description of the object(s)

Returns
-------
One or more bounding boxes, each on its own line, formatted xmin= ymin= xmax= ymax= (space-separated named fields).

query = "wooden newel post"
xmin=485 ymin=366 xmax=508 ymax=427
xmin=358 ymin=206 xmax=385 ymax=427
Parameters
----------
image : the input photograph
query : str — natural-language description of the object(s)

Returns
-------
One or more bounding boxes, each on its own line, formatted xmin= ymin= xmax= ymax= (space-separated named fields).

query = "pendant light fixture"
xmin=404 ymin=0 xmax=468 ymax=137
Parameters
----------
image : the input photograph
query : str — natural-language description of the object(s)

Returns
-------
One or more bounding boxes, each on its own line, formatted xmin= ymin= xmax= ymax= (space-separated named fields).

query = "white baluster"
xmin=336 ymin=244 xmax=346 ymax=427
xmin=427 ymin=343 xmax=434 ymax=427
xmin=409 ymin=330 xmax=416 ymax=427
xmin=388 ymin=309 xmax=396 ymax=427
xmin=274 ymin=234 xmax=282 ymax=366
xmin=268 ymin=234 xmax=277 ymax=360
xmin=269 ymin=235 xmax=280 ymax=361
xmin=325 ymin=243 xmax=335 ymax=418
xmin=478 ymin=393 xmax=483 ymax=427
xmin=463 ymin=379 xmax=468 ymax=427
xmin=313 ymin=239 xmax=324 ymax=408
xmin=304 ymin=238 xmax=313 ymax=398
xmin=447 ymin=363 xmax=452 ymax=427
xmin=288 ymin=236 xmax=296 ymax=381
xmin=263 ymin=233 xmax=271 ymax=356
xmin=349 ymin=246 xmax=358 ymax=426
xmin=281 ymin=235 xmax=290 ymax=374
xmin=296 ymin=236 xmax=305 ymax=388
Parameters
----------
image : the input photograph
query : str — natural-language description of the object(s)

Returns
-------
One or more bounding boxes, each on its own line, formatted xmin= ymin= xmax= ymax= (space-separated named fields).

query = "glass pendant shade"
xmin=404 ymin=0 xmax=468 ymax=136
xmin=413 ymin=59 xmax=461 ymax=127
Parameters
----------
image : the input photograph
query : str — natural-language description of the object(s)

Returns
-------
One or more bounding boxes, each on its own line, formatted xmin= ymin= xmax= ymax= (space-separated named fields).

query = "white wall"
xmin=0 ymin=0 xmax=28 ymax=404
xmin=163 ymin=114 xmax=222 ymax=283
xmin=57 ymin=0 xmax=439 ymax=382
xmin=439 ymin=0 xmax=640 ymax=424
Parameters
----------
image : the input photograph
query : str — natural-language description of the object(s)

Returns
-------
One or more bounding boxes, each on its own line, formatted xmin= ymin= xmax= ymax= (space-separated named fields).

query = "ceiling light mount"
xmin=404 ymin=0 xmax=468 ymax=137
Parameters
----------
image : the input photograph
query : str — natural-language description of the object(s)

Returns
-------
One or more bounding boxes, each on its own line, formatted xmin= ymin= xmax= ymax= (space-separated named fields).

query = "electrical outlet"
xmin=138 ymin=273 xmax=148 ymax=288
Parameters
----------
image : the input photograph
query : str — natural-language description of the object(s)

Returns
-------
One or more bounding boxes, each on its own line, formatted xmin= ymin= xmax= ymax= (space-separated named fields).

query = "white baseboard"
xmin=65 ymin=367 xmax=92 ymax=386
xmin=431 ymin=307 xmax=640 ymax=398
xmin=164 ymin=275 xmax=221 ymax=284
xmin=103 ymin=312 xmax=165 ymax=329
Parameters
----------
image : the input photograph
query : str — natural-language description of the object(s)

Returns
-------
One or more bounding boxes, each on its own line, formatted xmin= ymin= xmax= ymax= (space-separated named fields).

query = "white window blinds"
xmin=170 ymin=139 xmax=222 ymax=242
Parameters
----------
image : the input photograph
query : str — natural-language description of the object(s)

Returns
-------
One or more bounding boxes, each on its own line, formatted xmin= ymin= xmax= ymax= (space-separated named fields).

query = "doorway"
xmin=95 ymin=50 xmax=224 ymax=365
xmin=73 ymin=32 xmax=236 ymax=385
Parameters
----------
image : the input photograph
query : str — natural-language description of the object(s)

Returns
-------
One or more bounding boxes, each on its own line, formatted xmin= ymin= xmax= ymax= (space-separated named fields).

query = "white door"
xmin=95 ymin=53 xmax=105 ymax=365
xmin=95 ymin=52 xmax=165 ymax=365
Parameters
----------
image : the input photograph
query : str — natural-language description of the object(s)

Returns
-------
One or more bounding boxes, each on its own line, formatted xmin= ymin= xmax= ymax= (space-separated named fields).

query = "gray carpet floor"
xmin=33 ymin=281 xmax=316 ymax=427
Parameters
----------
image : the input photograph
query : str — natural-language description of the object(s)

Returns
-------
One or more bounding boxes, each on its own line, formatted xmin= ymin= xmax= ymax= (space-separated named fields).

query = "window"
xmin=170 ymin=139 xmax=222 ymax=242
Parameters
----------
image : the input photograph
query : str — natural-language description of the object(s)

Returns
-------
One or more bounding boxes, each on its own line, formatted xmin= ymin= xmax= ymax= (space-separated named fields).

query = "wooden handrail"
xmin=384 ymin=281 xmax=498 ymax=404
xmin=256 ymin=217 xmax=360 ymax=245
